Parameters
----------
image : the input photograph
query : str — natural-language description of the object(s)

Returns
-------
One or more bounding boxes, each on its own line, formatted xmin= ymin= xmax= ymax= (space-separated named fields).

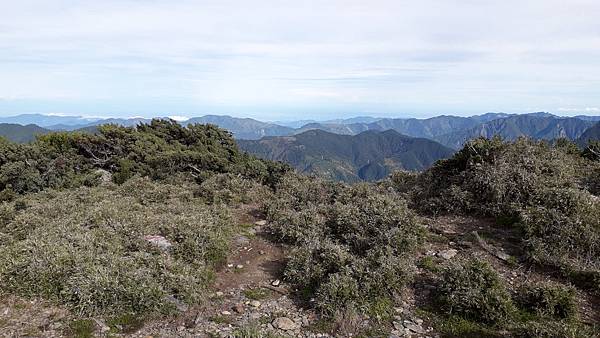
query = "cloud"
xmin=0 ymin=0 xmax=599 ymax=118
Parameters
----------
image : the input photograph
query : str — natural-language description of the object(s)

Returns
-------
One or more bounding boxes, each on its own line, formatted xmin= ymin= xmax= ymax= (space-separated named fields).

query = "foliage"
xmin=0 ymin=178 xmax=233 ymax=316
xmin=265 ymin=174 xmax=423 ymax=316
xmin=437 ymin=258 xmax=515 ymax=324
xmin=0 ymin=120 xmax=289 ymax=199
xmin=516 ymin=282 xmax=577 ymax=319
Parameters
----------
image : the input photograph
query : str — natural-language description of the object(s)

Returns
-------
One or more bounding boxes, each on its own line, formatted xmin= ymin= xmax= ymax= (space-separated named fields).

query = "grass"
xmin=67 ymin=319 xmax=95 ymax=338
xmin=243 ymin=287 xmax=271 ymax=301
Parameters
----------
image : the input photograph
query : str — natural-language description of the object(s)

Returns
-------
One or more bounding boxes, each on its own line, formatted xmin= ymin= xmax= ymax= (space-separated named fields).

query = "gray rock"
xmin=438 ymin=249 xmax=458 ymax=260
xmin=272 ymin=317 xmax=299 ymax=330
xmin=255 ymin=220 xmax=268 ymax=226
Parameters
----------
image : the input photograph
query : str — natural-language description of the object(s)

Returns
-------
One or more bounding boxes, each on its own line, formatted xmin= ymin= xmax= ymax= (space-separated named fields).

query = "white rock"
xmin=236 ymin=264 xmax=244 ymax=269
xmin=143 ymin=235 xmax=172 ymax=250
xmin=215 ymin=291 xmax=224 ymax=297
xmin=221 ymin=310 xmax=231 ymax=316
xmin=249 ymin=300 xmax=261 ymax=308
xmin=255 ymin=220 xmax=268 ymax=226
xmin=271 ymin=279 xmax=281 ymax=287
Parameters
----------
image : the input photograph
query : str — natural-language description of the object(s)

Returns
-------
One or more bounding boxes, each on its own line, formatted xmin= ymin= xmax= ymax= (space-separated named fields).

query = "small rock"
xmin=255 ymin=220 xmax=268 ymax=226
xmin=259 ymin=250 xmax=266 ymax=255
xmin=227 ymin=264 xmax=234 ymax=268
xmin=249 ymin=300 xmax=261 ymax=308
xmin=233 ymin=303 xmax=245 ymax=314
xmin=272 ymin=317 xmax=299 ymax=330
xmin=496 ymin=251 xmax=511 ymax=261
xmin=236 ymin=264 xmax=244 ymax=269
xmin=393 ymin=321 xmax=404 ymax=330
xmin=414 ymin=318 xmax=424 ymax=325
xmin=271 ymin=279 xmax=281 ymax=287
xmin=215 ymin=291 xmax=224 ymax=297
xmin=438 ymin=249 xmax=458 ymax=260
xmin=221 ymin=311 xmax=232 ymax=316
xmin=143 ymin=235 xmax=172 ymax=250
xmin=235 ymin=236 xmax=250 ymax=245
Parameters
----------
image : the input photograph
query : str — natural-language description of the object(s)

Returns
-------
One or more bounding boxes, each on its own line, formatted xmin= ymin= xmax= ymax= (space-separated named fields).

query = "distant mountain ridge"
xmin=239 ymin=129 xmax=455 ymax=182
xmin=0 ymin=123 xmax=51 ymax=143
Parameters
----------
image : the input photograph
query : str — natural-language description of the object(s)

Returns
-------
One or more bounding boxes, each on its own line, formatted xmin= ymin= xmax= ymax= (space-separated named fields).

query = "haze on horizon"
xmin=1 ymin=0 xmax=599 ymax=121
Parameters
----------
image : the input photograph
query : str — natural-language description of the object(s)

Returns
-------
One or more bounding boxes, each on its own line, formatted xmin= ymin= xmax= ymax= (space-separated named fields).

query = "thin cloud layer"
xmin=0 ymin=0 xmax=599 ymax=119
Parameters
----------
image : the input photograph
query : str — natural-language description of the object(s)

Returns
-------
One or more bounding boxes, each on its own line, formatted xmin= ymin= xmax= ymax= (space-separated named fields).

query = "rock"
xmin=236 ymin=264 xmax=244 ymax=269
xmin=215 ymin=291 xmax=224 ymax=297
xmin=249 ymin=300 xmax=261 ymax=308
xmin=143 ymin=235 xmax=172 ymax=250
xmin=393 ymin=321 xmax=404 ymax=330
xmin=496 ymin=251 xmax=511 ymax=261
xmin=414 ymin=318 xmax=424 ymax=325
xmin=227 ymin=264 xmax=234 ymax=268
xmin=233 ymin=303 xmax=245 ymax=314
xmin=221 ymin=311 xmax=231 ymax=316
xmin=403 ymin=320 xmax=424 ymax=334
xmin=255 ymin=220 xmax=268 ymax=226
xmin=438 ymin=249 xmax=458 ymax=260
xmin=271 ymin=279 xmax=281 ymax=287
xmin=94 ymin=169 xmax=112 ymax=184
xmin=272 ymin=317 xmax=299 ymax=330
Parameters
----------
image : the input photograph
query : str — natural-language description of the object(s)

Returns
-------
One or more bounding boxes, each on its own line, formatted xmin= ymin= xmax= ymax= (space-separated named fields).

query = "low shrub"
xmin=0 ymin=177 xmax=233 ymax=316
xmin=437 ymin=258 xmax=515 ymax=324
xmin=516 ymin=282 xmax=577 ymax=319
xmin=267 ymin=175 xmax=423 ymax=316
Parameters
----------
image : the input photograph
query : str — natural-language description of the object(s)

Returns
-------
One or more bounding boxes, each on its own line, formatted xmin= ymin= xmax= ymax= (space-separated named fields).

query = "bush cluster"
xmin=0 ymin=119 xmax=289 ymax=200
xmin=516 ymin=282 xmax=577 ymax=319
xmin=0 ymin=177 xmax=233 ymax=316
xmin=399 ymin=137 xmax=600 ymax=290
xmin=437 ymin=258 xmax=515 ymax=324
xmin=265 ymin=174 xmax=424 ymax=316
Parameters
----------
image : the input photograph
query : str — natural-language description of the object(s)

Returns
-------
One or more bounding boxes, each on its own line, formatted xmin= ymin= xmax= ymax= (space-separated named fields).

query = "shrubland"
xmin=0 ymin=120 xmax=598 ymax=336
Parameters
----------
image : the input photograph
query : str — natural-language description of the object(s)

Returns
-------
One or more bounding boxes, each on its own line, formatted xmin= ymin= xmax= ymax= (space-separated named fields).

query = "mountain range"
xmin=239 ymin=129 xmax=455 ymax=182
xmin=0 ymin=112 xmax=598 ymax=182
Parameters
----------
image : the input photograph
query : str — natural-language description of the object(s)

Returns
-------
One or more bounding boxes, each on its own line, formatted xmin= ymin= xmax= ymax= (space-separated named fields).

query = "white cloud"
xmin=0 ymin=0 xmax=599 ymax=118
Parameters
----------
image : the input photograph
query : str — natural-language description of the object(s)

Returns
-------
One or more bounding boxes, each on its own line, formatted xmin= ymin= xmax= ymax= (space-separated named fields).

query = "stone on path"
xmin=438 ymin=249 xmax=458 ymax=260
xmin=272 ymin=317 xmax=299 ymax=330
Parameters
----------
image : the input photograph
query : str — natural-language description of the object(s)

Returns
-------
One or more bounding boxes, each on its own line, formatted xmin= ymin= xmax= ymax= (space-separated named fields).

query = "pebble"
xmin=221 ymin=311 xmax=231 ymax=316
xmin=249 ymin=300 xmax=261 ymax=308
xmin=271 ymin=279 xmax=281 ymax=287
xmin=215 ymin=291 xmax=224 ymax=297
xmin=236 ymin=264 xmax=244 ymax=269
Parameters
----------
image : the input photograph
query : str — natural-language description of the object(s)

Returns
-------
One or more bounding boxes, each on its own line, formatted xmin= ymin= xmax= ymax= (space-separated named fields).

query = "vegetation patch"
xmin=265 ymin=174 xmax=424 ymax=317
xmin=0 ymin=177 xmax=233 ymax=317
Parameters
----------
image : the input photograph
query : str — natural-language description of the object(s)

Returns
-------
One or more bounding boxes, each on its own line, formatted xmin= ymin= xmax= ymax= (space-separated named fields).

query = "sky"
xmin=0 ymin=0 xmax=599 ymax=121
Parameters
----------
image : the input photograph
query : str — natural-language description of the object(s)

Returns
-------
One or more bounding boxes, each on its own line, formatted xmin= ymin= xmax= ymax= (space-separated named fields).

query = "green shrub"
xmin=0 ymin=177 xmax=233 ymax=316
xmin=437 ymin=258 xmax=515 ymax=324
xmin=269 ymin=176 xmax=423 ymax=316
xmin=510 ymin=320 xmax=598 ymax=338
xmin=516 ymin=282 xmax=577 ymax=319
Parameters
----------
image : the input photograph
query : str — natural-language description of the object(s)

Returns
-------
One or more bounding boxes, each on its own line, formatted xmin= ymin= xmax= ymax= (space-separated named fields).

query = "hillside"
xmin=578 ymin=122 xmax=600 ymax=146
xmin=186 ymin=115 xmax=294 ymax=140
xmin=293 ymin=113 xmax=513 ymax=138
xmin=435 ymin=114 xmax=595 ymax=149
xmin=239 ymin=129 xmax=455 ymax=182
xmin=0 ymin=123 xmax=51 ymax=142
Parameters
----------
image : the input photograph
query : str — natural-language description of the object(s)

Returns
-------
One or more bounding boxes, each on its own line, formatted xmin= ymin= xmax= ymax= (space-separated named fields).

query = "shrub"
xmin=437 ymin=258 xmax=515 ymax=324
xmin=268 ymin=175 xmax=423 ymax=316
xmin=0 ymin=177 xmax=233 ymax=316
xmin=516 ymin=282 xmax=577 ymax=319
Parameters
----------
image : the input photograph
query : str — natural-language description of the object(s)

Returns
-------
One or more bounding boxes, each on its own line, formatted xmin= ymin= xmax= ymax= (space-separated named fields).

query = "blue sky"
xmin=1 ymin=0 xmax=599 ymax=121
